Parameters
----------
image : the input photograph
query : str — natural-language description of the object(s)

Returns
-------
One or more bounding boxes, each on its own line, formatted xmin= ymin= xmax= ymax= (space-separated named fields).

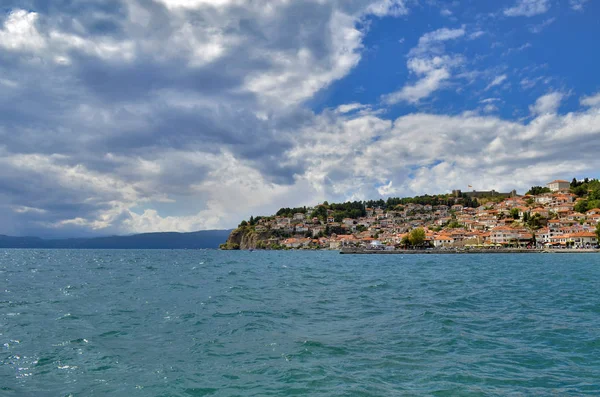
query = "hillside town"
xmin=223 ymin=179 xmax=600 ymax=250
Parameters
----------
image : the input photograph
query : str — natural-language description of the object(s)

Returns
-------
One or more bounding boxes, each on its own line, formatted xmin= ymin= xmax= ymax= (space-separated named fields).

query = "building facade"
xmin=546 ymin=179 xmax=570 ymax=192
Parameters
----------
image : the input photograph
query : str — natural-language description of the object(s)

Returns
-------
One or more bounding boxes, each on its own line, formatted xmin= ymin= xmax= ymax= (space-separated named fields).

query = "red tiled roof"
xmin=569 ymin=232 xmax=597 ymax=238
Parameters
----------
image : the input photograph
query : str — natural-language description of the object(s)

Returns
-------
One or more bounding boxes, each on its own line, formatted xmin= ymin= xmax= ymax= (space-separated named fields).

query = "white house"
xmin=433 ymin=235 xmax=454 ymax=247
xmin=342 ymin=218 xmax=355 ymax=226
xmin=547 ymin=179 xmax=570 ymax=192
xmin=293 ymin=213 xmax=306 ymax=221
xmin=534 ymin=194 xmax=553 ymax=205
xmin=490 ymin=227 xmax=521 ymax=244
xmin=567 ymin=232 xmax=598 ymax=247
xmin=295 ymin=225 xmax=309 ymax=233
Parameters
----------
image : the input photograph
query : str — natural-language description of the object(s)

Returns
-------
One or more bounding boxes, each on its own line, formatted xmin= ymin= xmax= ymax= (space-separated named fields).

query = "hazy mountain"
xmin=0 ymin=230 xmax=232 ymax=249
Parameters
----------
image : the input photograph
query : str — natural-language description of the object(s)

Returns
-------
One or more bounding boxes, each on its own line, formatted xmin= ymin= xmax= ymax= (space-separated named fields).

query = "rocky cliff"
xmin=221 ymin=227 xmax=274 ymax=250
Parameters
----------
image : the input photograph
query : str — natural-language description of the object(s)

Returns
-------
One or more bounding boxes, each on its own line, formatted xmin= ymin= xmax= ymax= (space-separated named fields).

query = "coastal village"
xmin=222 ymin=179 xmax=600 ymax=250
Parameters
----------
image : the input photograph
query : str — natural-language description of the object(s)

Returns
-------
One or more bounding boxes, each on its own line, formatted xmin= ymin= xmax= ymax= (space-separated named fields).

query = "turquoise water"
xmin=1 ymin=250 xmax=600 ymax=396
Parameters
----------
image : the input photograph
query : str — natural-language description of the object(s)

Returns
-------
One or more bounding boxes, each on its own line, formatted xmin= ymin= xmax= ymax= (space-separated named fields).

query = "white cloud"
xmin=410 ymin=27 xmax=466 ymax=57
xmin=120 ymin=153 xmax=317 ymax=233
xmin=529 ymin=17 xmax=556 ymax=33
xmin=13 ymin=206 xmax=48 ymax=214
xmin=0 ymin=9 xmax=135 ymax=64
xmin=570 ymin=0 xmax=589 ymax=11
xmin=5 ymin=92 xmax=600 ymax=234
xmin=503 ymin=42 xmax=532 ymax=57
xmin=504 ymin=0 xmax=550 ymax=17
xmin=485 ymin=74 xmax=508 ymax=90
xmin=0 ymin=10 xmax=134 ymax=64
xmin=0 ymin=10 xmax=47 ymax=52
xmin=0 ymin=1 xmax=406 ymax=109
xmin=245 ymin=11 xmax=363 ymax=106
xmin=383 ymin=66 xmax=451 ymax=104
xmin=0 ymin=78 xmax=18 ymax=88
xmin=383 ymin=27 xmax=465 ymax=104
xmin=1 ymin=153 xmax=142 ymax=203
xmin=155 ymin=0 xmax=245 ymax=10
xmin=283 ymin=101 xmax=600 ymax=201
xmin=580 ymin=92 xmax=600 ymax=107
xmin=366 ymin=0 xmax=409 ymax=17
xmin=530 ymin=92 xmax=563 ymax=115
xmin=480 ymin=98 xmax=500 ymax=104
xmin=377 ymin=180 xmax=395 ymax=196
xmin=483 ymin=104 xmax=498 ymax=113
xmin=469 ymin=31 xmax=485 ymax=39
xmin=520 ymin=75 xmax=544 ymax=89
xmin=336 ymin=103 xmax=369 ymax=114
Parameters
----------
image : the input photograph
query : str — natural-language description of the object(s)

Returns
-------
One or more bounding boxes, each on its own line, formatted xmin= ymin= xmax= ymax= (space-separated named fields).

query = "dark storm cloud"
xmin=0 ymin=0 xmax=404 ymax=235
xmin=72 ymin=55 xmax=245 ymax=102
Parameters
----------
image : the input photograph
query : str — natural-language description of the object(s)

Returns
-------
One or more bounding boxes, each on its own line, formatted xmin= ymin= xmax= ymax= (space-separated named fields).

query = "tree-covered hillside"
xmin=255 ymin=193 xmax=480 ymax=224
xmin=571 ymin=178 xmax=600 ymax=212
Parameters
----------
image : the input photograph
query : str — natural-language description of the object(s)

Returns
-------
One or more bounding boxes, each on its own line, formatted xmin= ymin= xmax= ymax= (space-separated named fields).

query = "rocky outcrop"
xmin=221 ymin=227 xmax=274 ymax=250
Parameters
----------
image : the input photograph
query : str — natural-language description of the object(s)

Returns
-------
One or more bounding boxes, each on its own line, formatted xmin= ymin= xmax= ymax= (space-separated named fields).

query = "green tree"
xmin=589 ymin=199 xmax=600 ymax=210
xmin=408 ymin=227 xmax=426 ymax=247
xmin=510 ymin=208 xmax=520 ymax=220
xmin=571 ymin=178 xmax=579 ymax=188
xmin=400 ymin=235 xmax=410 ymax=248
xmin=447 ymin=220 xmax=461 ymax=228
xmin=574 ymin=200 xmax=589 ymax=213
xmin=526 ymin=186 xmax=551 ymax=195
xmin=572 ymin=185 xmax=588 ymax=197
xmin=310 ymin=205 xmax=328 ymax=220
xmin=526 ymin=213 xmax=544 ymax=230
xmin=596 ymin=223 xmax=600 ymax=242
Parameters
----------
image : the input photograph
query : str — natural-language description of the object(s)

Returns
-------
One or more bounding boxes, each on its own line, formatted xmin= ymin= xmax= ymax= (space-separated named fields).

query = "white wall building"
xmin=546 ymin=179 xmax=570 ymax=192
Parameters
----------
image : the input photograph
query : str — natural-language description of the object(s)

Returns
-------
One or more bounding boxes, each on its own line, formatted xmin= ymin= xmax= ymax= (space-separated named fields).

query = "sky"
xmin=1 ymin=0 xmax=600 ymax=237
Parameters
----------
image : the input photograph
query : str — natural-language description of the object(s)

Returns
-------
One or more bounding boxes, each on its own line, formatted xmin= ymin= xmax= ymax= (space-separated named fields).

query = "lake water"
xmin=1 ymin=249 xmax=600 ymax=396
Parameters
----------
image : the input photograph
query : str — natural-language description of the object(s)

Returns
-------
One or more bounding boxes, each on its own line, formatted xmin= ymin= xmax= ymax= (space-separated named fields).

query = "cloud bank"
xmin=0 ymin=0 xmax=599 ymax=236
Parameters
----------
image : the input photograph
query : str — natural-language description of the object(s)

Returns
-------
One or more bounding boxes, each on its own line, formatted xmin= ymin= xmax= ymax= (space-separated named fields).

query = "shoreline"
xmin=340 ymin=248 xmax=600 ymax=254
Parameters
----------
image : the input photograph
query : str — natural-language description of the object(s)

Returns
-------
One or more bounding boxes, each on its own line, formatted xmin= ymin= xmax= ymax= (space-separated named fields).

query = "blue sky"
xmin=315 ymin=0 xmax=599 ymax=118
xmin=1 ymin=0 xmax=599 ymax=237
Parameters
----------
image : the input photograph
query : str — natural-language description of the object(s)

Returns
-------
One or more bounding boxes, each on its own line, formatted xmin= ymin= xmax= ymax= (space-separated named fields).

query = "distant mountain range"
xmin=0 ymin=230 xmax=232 ymax=249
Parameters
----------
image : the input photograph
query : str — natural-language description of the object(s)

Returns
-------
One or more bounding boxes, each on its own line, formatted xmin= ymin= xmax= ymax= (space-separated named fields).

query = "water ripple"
xmin=1 ymin=250 xmax=600 ymax=395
